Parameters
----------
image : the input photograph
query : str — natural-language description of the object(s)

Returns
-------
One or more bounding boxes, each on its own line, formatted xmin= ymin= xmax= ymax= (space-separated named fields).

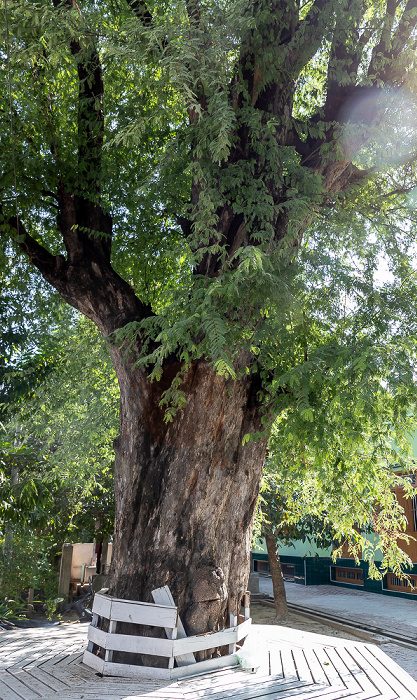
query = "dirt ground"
xmin=251 ymin=603 xmax=365 ymax=641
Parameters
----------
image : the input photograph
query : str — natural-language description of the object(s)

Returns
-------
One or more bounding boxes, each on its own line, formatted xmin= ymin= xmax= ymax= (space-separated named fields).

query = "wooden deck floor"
xmin=1 ymin=623 xmax=417 ymax=700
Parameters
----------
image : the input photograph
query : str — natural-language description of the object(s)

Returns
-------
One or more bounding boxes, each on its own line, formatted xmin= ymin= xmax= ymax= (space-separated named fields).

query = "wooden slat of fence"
xmin=91 ymin=593 xmax=112 ymax=618
xmin=110 ymin=599 xmax=178 ymax=628
xmin=173 ymin=621 xmax=251 ymax=656
xmin=87 ymin=625 xmax=174 ymax=657
xmin=103 ymin=659 xmax=172 ymax=680
xmin=171 ymin=653 xmax=238 ymax=679
xmin=92 ymin=592 xmax=179 ymax=629
xmin=151 ymin=586 xmax=196 ymax=667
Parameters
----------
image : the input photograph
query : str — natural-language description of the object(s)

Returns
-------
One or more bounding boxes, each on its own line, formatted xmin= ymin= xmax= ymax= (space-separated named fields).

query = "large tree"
xmin=2 ymin=0 xmax=417 ymax=637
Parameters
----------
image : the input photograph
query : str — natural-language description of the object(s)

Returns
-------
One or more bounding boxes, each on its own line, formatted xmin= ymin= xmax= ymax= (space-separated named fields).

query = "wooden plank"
xmin=32 ymin=654 xmax=76 ymax=682
xmin=89 ymin=627 xmax=174 ymax=657
xmin=95 ymin=591 xmax=178 ymax=624
xmin=109 ymin=599 xmax=178 ymax=628
xmin=45 ymin=690 xmax=186 ymax=700
xmin=0 ymin=642 xmax=40 ymax=663
xmin=102 ymin=660 xmax=171 ymax=680
xmin=174 ymin=627 xmax=236 ymax=655
xmin=179 ymin=673 xmax=314 ymax=700
xmin=21 ymin=664 xmax=71 ymax=692
xmin=58 ymin=543 xmax=73 ymax=596
xmin=324 ymin=646 xmax=367 ymax=697
xmin=171 ymin=653 xmax=238 ymax=679
xmin=312 ymin=646 xmax=346 ymax=689
xmin=168 ymin=626 xmax=177 ymax=670
xmin=332 ymin=646 xmax=394 ymax=700
xmin=74 ymin=679 xmax=181 ymax=693
xmin=229 ymin=610 xmax=237 ymax=655
xmin=174 ymin=618 xmax=251 ymax=656
xmin=364 ymin=642 xmax=417 ymax=695
xmin=355 ymin=644 xmax=417 ymax=700
xmin=51 ymin=647 xmax=88 ymax=667
xmin=92 ymin=593 xmax=112 ymax=619
xmin=268 ymin=647 xmax=283 ymax=678
xmin=6 ymin=667 xmax=59 ymax=698
xmin=302 ymin=647 xmax=332 ymax=686
xmin=104 ymin=619 xmax=117 ymax=663
xmin=152 ymin=586 xmax=196 ymax=667
xmin=87 ymin=625 xmax=107 ymax=649
xmin=177 ymin=665 xmax=241 ymax=690
xmin=347 ymin=645 xmax=398 ymax=698
xmin=0 ymin=673 xmax=42 ymax=700
xmin=39 ymin=643 xmax=86 ymax=672
xmin=0 ymin=678 xmax=27 ymax=700
xmin=3 ymin=623 xmax=417 ymax=700
xmin=236 ymin=618 xmax=252 ymax=643
xmin=0 ymin=647 xmax=49 ymax=670
xmin=281 ymin=647 xmax=299 ymax=680
xmin=82 ymin=649 xmax=105 ymax=674
xmin=291 ymin=647 xmax=315 ymax=685
xmin=271 ymin=687 xmax=364 ymax=700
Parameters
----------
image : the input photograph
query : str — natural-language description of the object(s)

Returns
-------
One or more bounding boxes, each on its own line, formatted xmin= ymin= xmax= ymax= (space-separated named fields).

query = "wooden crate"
xmin=82 ymin=592 xmax=251 ymax=679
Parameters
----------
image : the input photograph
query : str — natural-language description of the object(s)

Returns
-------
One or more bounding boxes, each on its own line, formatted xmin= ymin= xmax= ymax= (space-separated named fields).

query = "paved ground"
xmin=256 ymin=577 xmax=417 ymax=681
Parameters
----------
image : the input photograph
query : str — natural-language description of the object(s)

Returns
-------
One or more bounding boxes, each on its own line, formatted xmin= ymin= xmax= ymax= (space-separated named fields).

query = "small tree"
xmin=258 ymin=477 xmax=335 ymax=621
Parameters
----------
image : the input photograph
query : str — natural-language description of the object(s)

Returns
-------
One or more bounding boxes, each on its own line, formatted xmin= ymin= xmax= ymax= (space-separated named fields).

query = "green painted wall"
xmin=252 ymin=536 xmax=332 ymax=558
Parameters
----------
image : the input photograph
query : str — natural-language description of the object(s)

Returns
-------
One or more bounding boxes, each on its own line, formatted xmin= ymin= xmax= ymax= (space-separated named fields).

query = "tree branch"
xmin=125 ymin=0 xmax=153 ymax=26
xmin=236 ymin=0 xmax=335 ymax=121
xmin=283 ymin=0 xmax=337 ymax=79
xmin=3 ymin=214 xmax=153 ymax=336
xmin=324 ymin=1 xmax=367 ymax=122
xmin=5 ymin=215 xmax=60 ymax=279
xmin=368 ymin=0 xmax=417 ymax=83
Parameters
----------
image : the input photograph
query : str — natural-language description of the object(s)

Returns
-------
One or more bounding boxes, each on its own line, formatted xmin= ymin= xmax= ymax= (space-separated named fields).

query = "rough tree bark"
xmin=110 ymin=354 xmax=268 ymax=632
xmin=3 ymin=0 xmax=416 ymax=640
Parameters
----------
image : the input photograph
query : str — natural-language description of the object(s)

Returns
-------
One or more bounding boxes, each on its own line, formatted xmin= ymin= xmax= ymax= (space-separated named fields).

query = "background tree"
xmin=2 ymin=0 xmax=417 ymax=640
xmin=0 ymin=313 xmax=118 ymax=609
xmin=257 ymin=476 xmax=335 ymax=621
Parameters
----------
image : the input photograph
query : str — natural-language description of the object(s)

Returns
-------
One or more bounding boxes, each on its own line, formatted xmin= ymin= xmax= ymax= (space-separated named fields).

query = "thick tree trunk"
xmin=264 ymin=532 xmax=288 ymax=622
xmin=108 ymin=352 xmax=269 ymax=637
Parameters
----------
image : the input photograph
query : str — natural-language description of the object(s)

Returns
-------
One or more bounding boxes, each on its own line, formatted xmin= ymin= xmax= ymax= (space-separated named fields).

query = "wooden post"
xmin=168 ymin=625 xmax=177 ymax=669
xmin=58 ymin=544 xmax=73 ymax=597
xmin=104 ymin=620 xmax=117 ymax=663
xmin=27 ymin=588 xmax=35 ymax=617
xmin=228 ymin=602 xmax=236 ymax=654
xmin=243 ymin=592 xmax=250 ymax=621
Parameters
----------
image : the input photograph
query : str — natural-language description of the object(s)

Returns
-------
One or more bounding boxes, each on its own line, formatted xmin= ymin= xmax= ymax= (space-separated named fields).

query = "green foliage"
xmin=0 ymin=313 xmax=118 ymax=602
xmin=0 ymin=532 xmax=59 ymax=607
xmin=257 ymin=475 xmax=335 ymax=550
xmin=0 ymin=596 xmax=27 ymax=621
xmin=263 ymin=397 xmax=417 ymax=581
xmin=1 ymin=317 xmax=118 ymax=542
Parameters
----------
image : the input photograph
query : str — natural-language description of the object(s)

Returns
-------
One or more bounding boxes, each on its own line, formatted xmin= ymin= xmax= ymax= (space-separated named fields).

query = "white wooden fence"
xmin=83 ymin=588 xmax=251 ymax=680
